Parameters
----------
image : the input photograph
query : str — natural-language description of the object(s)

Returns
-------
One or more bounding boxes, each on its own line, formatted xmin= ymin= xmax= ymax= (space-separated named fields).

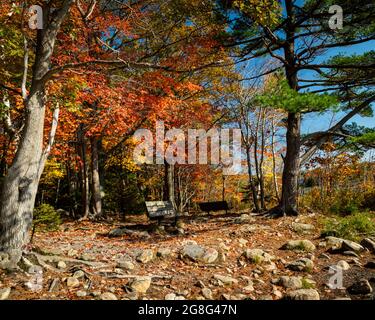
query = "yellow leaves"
xmin=40 ymin=159 xmax=65 ymax=185
xmin=233 ymin=0 xmax=281 ymax=26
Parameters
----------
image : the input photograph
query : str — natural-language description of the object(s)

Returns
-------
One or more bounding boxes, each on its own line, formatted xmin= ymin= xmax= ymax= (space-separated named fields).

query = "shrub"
xmin=321 ymin=212 xmax=375 ymax=241
xmin=33 ymin=204 xmax=61 ymax=232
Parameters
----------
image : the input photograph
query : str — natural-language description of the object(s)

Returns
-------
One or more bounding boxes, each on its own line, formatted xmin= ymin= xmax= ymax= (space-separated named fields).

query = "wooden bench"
xmin=145 ymin=201 xmax=176 ymax=223
xmin=198 ymin=201 xmax=229 ymax=215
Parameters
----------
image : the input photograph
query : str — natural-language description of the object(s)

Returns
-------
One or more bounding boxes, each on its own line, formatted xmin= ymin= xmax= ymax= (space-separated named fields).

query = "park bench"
xmin=145 ymin=201 xmax=176 ymax=223
xmin=198 ymin=201 xmax=229 ymax=215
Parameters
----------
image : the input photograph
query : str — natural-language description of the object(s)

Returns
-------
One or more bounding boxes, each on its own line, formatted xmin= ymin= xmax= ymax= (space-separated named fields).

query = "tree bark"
xmin=0 ymin=1 xmax=73 ymax=268
xmin=91 ymin=137 xmax=102 ymax=217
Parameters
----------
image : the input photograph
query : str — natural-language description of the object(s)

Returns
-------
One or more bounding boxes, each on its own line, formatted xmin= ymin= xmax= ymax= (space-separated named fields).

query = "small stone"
xmin=67 ymin=249 xmax=78 ymax=257
xmin=243 ymin=248 xmax=273 ymax=264
xmin=136 ymin=249 xmax=154 ymax=264
xmin=0 ymin=288 xmax=11 ymax=300
xmin=91 ymin=291 xmax=101 ymax=297
xmin=287 ymin=258 xmax=314 ymax=272
xmin=243 ymin=285 xmax=254 ymax=293
xmin=286 ymin=289 xmax=320 ymax=300
xmin=202 ymin=288 xmax=213 ymax=299
xmin=117 ymin=260 xmax=135 ymax=270
xmin=73 ymin=270 xmax=85 ymax=279
xmin=76 ymin=290 xmax=87 ymax=297
xmin=336 ymin=260 xmax=350 ymax=271
xmin=291 ymin=222 xmax=315 ymax=234
xmin=165 ymin=293 xmax=177 ymax=300
xmin=80 ymin=253 xmax=96 ymax=261
xmin=342 ymin=251 xmax=360 ymax=257
xmin=100 ymin=292 xmax=118 ymax=300
xmin=318 ymin=253 xmax=331 ymax=260
xmin=57 ymin=261 xmax=67 ymax=269
xmin=347 ymin=279 xmax=373 ymax=295
xmin=213 ymin=274 xmax=238 ymax=286
xmin=49 ymin=278 xmax=60 ymax=292
xmin=130 ymin=276 xmax=151 ymax=293
xmin=201 ymin=248 xmax=218 ymax=263
xmin=341 ymin=240 xmax=364 ymax=253
xmin=281 ymin=240 xmax=316 ymax=252
xmin=67 ymin=277 xmax=80 ymax=288
xmin=277 ymin=276 xmax=302 ymax=289
xmin=181 ymin=244 xmax=218 ymax=263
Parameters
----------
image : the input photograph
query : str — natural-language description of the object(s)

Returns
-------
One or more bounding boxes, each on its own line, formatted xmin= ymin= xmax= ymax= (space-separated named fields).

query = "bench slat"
xmin=145 ymin=201 xmax=175 ymax=218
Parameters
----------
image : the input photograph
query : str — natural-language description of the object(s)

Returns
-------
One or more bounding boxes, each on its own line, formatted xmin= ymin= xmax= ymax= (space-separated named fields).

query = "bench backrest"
xmin=198 ymin=201 xmax=229 ymax=212
xmin=145 ymin=201 xmax=175 ymax=218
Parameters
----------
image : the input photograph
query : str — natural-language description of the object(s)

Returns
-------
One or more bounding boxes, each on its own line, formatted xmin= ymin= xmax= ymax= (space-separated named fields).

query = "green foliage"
xmin=255 ymin=80 xmax=337 ymax=113
xmin=301 ymin=278 xmax=315 ymax=289
xmin=321 ymin=212 xmax=375 ymax=241
xmin=33 ymin=204 xmax=61 ymax=232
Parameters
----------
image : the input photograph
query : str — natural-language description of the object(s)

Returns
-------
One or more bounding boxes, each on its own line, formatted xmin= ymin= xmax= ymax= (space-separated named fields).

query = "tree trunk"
xmin=91 ymin=137 xmax=102 ymax=217
xmin=280 ymin=112 xmax=301 ymax=215
xmin=278 ymin=1 xmax=300 ymax=216
xmin=0 ymin=0 xmax=73 ymax=269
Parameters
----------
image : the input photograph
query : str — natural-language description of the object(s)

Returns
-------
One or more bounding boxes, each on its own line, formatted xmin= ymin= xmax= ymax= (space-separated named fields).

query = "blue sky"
xmin=301 ymin=41 xmax=375 ymax=134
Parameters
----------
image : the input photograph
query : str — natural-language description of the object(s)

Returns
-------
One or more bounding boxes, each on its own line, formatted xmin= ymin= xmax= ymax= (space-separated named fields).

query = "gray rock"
xmin=165 ymin=293 xmax=185 ymax=300
xmin=202 ymin=288 xmax=213 ymax=299
xmin=67 ymin=277 xmax=80 ymax=288
xmin=0 ymin=287 xmax=11 ymax=300
xmin=76 ymin=290 xmax=87 ymax=297
xmin=49 ymin=278 xmax=61 ymax=292
xmin=361 ymin=238 xmax=375 ymax=253
xmin=341 ymin=240 xmax=364 ymax=253
xmin=157 ymin=248 xmax=172 ymax=258
xmin=130 ymin=276 xmax=151 ymax=294
xmin=100 ymin=292 xmax=118 ymax=300
xmin=286 ymin=289 xmax=320 ymax=300
xmin=117 ymin=260 xmax=135 ymax=270
xmin=291 ymin=222 xmax=315 ymax=234
xmin=287 ymin=258 xmax=314 ymax=272
xmin=108 ymin=228 xmax=150 ymax=239
xmin=277 ymin=276 xmax=303 ymax=289
xmin=234 ymin=214 xmax=254 ymax=224
xmin=336 ymin=260 xmax=350 ymax=271
xmin=281 ymin=240 xmax=316 ymax=252
xmin=57 ymin=261 xmax=67 ymax=269
xmin=80 ymin=253 xmax=96 ymax=261
xmin=213 ymin=274 xmax=238 ymax=286
xmin=73 ymin=270 xmax=85 ymax=279
xmin=136 ymin=249 xmax=154 ymax=264
xmin=348 ymin=279 xmax=373 ymax=295
xmin=243 ymin=248 xmax=273 ymax=264
xmin=181 ymin=244 xmax=218 ymax=263
xmin=67 ymin=249 xmax=78 ymax=257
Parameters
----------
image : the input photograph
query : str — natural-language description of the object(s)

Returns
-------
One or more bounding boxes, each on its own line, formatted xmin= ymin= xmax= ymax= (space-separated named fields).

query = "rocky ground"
xmin=1 ymin=212 xmax=375 ymax=300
